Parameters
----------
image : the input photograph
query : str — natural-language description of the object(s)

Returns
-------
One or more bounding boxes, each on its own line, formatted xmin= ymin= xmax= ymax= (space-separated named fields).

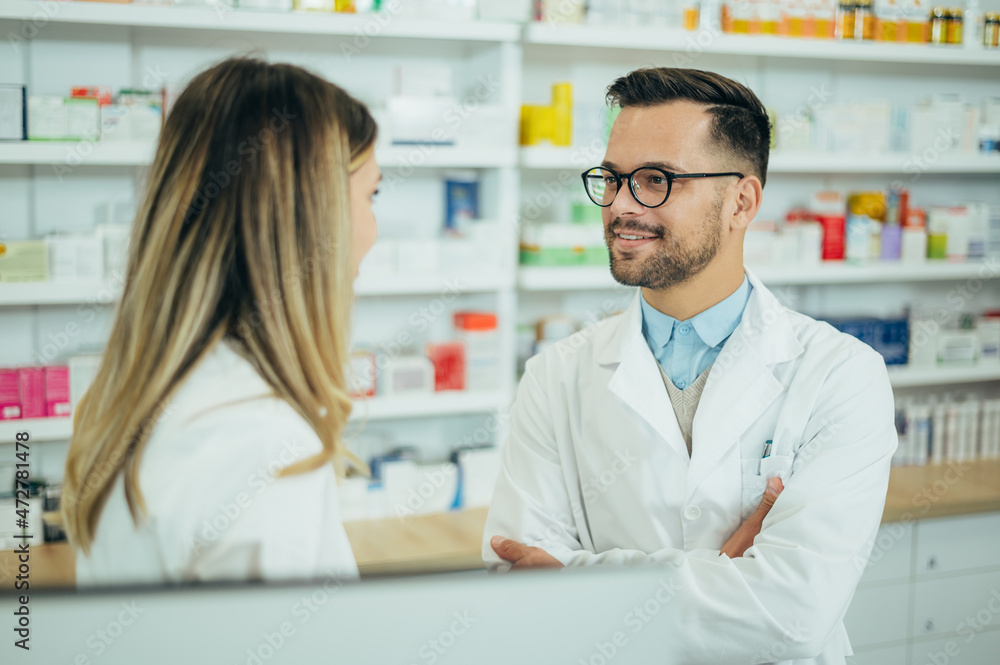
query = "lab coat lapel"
xmin=599 ymin=291 xmax=691 ymax=466
xmin=686 ymin=268 xmax=805 ymax=495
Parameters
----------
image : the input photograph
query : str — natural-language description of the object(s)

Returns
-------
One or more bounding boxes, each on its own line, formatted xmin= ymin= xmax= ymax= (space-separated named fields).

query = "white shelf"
xmin=349 ymin=390 xmax=508 ymax=421
xmin=887 ymin=364 xmax=1000 ymax=388
xmin=377 ymin=146 xmax=518 ymax=169
xmin=519 ymin=261 xmax=999 ymax=291
xmin=0 ymin=1 xmax=521 ymax=42
xmin=0 ymin=141 xmax=516 ymax=169
xmin=355 ymin=272 xmax=511 ymax=296
xmin=0 ymin=273 xmax=510 ymax=306
xmin=0 ymin=418 xmax=72 ymax=444
xmin=524 ymin=23 xmax=1000 ymax=67
xmin=0 ymin=392 xmax=510 ymax=443
xmin=520 ymin=147 xmax=1000 ymax=174
xmin=0 ymin=280 xmax=122 ymax=306
xmin=0 ymin=141 xmax=155 ymax=166
xmin=769 ymin=152 xmax=1000 ymax=174
xmin=519 ymin=266 xmax=617 ymax=291
xmin=751 ymin=261 xmax=1000 ymax=285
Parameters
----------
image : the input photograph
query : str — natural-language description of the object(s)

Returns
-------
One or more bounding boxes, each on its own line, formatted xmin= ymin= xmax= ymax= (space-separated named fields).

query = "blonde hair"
xmin=62 ymin=57 xmax=376 ymax=554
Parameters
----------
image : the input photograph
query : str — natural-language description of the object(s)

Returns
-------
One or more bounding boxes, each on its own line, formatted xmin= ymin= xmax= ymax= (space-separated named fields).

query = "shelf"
xmin=0 ymin=1 xmax=521 ymax=42
xmin=0 ymin=418 xmax=72 ymax=444
xmin=519 ymin=266 xmax=617 ymax=291
xmin=886 ymin=364 xmax=1000 ymax=388
xmin=519 ymin=261 xmax=1000 ymax=291
xmin=0 ymin=392 xmax=509 ymax=443
xmin=0 ymin=273 xmax=509 ymax=307
xmin=349 ymin=390 xmax=508 ymax=421
xmin=750 ymin=261 xmax=1000 ymax=285
xmin=354 ymin=272 xmax=511 ymax=296
xmin=520 ymin=147 xmax=1000 ymax=174
xmin=0 ymin=140 xmax=155 ymax=166
xmin=0 ymin=280 xmax=122 ymax=307
xmin=0 ymin=141 xmax=517 ymax=169
xmin=524 ymin=23 xmax=1000 ymax=67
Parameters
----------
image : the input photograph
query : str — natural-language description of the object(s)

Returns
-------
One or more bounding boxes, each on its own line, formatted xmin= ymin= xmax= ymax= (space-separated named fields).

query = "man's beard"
xmin=606 ymin=196 xmax=724 ymax=290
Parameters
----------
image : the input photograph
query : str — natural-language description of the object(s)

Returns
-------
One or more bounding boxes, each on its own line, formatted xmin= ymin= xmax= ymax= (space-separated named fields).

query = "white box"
xmin=477 ymin=0 xmax=532 ymax=21
xmin=395 ymin=65 xmax=453 ymax=98
xmin=45 ymin=234 xmax=104 ymax=281
xmin=387 ymin=97 xmax=457 ymax=145
xmin=65 ymin=98 xmax=99 ymax=140
xmin=96 ymin=224 xmax=131 ymax=279
xmin=358 ymin=239 xmax=397 ymax=278
xmin=0 ymin=85 xmax=26 ymax=140
xmin=27 ymin=96 xmax=66 ymax=140
xmin=69 ymin=353 xmax=103 ymax=414
xmin=397 ymin=238 xmax=441 ymax=275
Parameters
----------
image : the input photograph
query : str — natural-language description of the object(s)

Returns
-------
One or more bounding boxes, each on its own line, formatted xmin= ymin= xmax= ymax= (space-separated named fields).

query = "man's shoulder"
xmin=782 ymin=307 xmax=887 ymax=370
xmin=525 ymin=310 xmax=626 ymax=376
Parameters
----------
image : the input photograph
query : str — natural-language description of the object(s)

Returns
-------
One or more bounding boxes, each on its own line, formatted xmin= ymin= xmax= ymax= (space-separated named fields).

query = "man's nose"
xmin=609 ymin=182 xmax=646 ymax=219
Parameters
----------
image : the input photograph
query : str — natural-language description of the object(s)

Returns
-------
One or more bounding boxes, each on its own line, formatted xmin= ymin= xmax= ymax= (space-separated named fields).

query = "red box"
xmin=71 ymin=85 xmax=113 ymax=107
xmin=17 ymin=367 xmax=46 ymax=419
xmin=425 ymin=342 xmax=465 ymax=392
xmin=0 ymin=369 xmax=21 ymax=420
xmin=44 ymin=366 xmax=71 ymax=417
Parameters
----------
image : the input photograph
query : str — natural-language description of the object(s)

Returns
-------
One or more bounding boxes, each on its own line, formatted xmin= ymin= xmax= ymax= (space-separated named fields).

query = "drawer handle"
xmin=926 ymin=556 xmax=937 ymax=570
xmin=925 ymin=619 xmax=935 ymax=632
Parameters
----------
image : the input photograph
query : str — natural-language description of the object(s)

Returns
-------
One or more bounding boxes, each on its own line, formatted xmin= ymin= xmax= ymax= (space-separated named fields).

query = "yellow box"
xmin=0 ymin=241 xmax=48 ymax=282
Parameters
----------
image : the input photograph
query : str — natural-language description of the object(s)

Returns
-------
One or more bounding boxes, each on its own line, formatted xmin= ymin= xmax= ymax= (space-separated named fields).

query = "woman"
xmin=61 ymin=57 xmax=380 ymax=585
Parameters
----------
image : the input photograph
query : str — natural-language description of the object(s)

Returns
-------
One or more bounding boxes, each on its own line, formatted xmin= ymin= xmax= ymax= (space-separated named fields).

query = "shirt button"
xmin=676 ymin=380 xmax=686 ymax=389
xmin=684 ymin=505 xmax=702 ymax=520
xmin=679 ymin=326 xmax=690 ymax=335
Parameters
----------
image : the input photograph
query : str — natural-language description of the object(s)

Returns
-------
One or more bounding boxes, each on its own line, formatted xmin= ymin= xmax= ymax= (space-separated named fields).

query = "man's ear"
xmin=729 ymin=175 xmax=763 ymax=233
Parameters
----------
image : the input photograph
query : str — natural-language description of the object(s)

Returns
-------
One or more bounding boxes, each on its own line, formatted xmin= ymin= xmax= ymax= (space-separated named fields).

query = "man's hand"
xmin=721 ymin=476 xmax=784 ymax=558
xmin=490 ymin=535 xmax=565 ymax=569
xmin=490 ymin=477 xmax=783 ymax=568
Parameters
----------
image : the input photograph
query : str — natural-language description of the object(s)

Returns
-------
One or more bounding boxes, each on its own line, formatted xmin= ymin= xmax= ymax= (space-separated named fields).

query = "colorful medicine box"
xmin=45 ymin=366 xmax=71 ymax=417
xmin=17 ymin=367 xmax=45 ymax=419
xmin=0 ymin=370 xmax=21 ymax=420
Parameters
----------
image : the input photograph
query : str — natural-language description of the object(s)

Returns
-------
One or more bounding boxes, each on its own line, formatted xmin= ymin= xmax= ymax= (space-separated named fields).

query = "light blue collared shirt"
xmin=640 ymin=276 xmax=752 ymax=390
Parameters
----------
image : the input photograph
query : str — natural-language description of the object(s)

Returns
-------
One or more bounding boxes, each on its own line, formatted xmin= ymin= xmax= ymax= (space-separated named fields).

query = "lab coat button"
xmin=684 ymin=505 xmax=701 ymax=520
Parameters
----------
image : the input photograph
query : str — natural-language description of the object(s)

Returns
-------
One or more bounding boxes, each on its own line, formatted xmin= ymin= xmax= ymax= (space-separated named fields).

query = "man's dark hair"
xmin=606 ymin=68 xmax=771 ymax=187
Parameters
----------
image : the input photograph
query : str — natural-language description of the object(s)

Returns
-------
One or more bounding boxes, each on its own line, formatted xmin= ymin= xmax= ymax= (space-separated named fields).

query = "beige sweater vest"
xmin=657 ymin=363 xmax=713 ymax=458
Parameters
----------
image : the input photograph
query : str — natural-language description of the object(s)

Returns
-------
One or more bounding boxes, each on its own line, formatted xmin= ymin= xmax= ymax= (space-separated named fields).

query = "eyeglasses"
xmin=581 ymin=166 xmax=745 ymax=209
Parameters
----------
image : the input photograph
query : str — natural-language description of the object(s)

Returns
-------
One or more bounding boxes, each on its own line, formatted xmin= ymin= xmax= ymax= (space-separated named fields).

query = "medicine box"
xmin=827 ymin=317 xmax=909 ymax=366
xmin=45 ymin=366 xmax=71 ymax=417
xmin=17 ymin=368 xmax=45 ymax=419
xmin=0 ymin=370 xmax=21 ymax=420
xmin=69 ymin=353 xmax=103 ymax=414
xmin=46 ymin=234 xmax=105 ymax=281
xmin=0 ymin=241 xmax=48 ymax=282
xmin=0 ymin=84 xmax=27 ymax=140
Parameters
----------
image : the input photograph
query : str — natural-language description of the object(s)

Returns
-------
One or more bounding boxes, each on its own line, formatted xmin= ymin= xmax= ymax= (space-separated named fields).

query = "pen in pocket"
xmin=757 ymin=440 xmax=772 ymax=475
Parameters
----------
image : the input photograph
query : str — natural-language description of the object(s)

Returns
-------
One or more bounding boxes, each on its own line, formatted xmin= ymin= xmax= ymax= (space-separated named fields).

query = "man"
xmin=483 ymin=68 xmax=896 ymax=664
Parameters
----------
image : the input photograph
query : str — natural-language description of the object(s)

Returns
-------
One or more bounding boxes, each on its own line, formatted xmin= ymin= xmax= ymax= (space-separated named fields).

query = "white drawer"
xmin=909 ymin=627 xmax=1000 ymax=665
xmin=845 ymin=583 xmax=910 ymax=648
xmin=847 ymin=644 xmax=908 ymax=665
xmin=915 ymin=513 xmax=1000 ymax=576
xmin=860 ymin=522 xmax=914 ymax=585
xmin=912 ymin=570 xmax=1000 ymax=638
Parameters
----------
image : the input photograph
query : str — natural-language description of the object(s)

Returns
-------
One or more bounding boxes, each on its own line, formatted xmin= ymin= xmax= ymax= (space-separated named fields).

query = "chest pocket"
xmin=740 ymin=452 xmax=794 ymax=521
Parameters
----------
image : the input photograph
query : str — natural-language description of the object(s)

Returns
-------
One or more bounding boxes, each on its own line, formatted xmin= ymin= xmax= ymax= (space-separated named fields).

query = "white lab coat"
xmin=483 ymin=266 xmax=897 ymax=665
xmin=76 ymin=337 xmax=359 ymax=587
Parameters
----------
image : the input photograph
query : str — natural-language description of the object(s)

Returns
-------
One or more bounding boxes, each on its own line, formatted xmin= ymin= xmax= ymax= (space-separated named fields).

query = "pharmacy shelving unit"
xmin=523 ymin=22 xmax=1000 ymax=67
xmin=0 ymin=3 xmax=526 ymax=461
xmin=520 ymin=147 xmax=1000 ymax=174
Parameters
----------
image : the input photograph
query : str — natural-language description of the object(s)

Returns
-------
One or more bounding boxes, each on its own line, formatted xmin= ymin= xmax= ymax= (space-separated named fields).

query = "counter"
xmin=4 ymin=459 xmax=999 ymax=589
